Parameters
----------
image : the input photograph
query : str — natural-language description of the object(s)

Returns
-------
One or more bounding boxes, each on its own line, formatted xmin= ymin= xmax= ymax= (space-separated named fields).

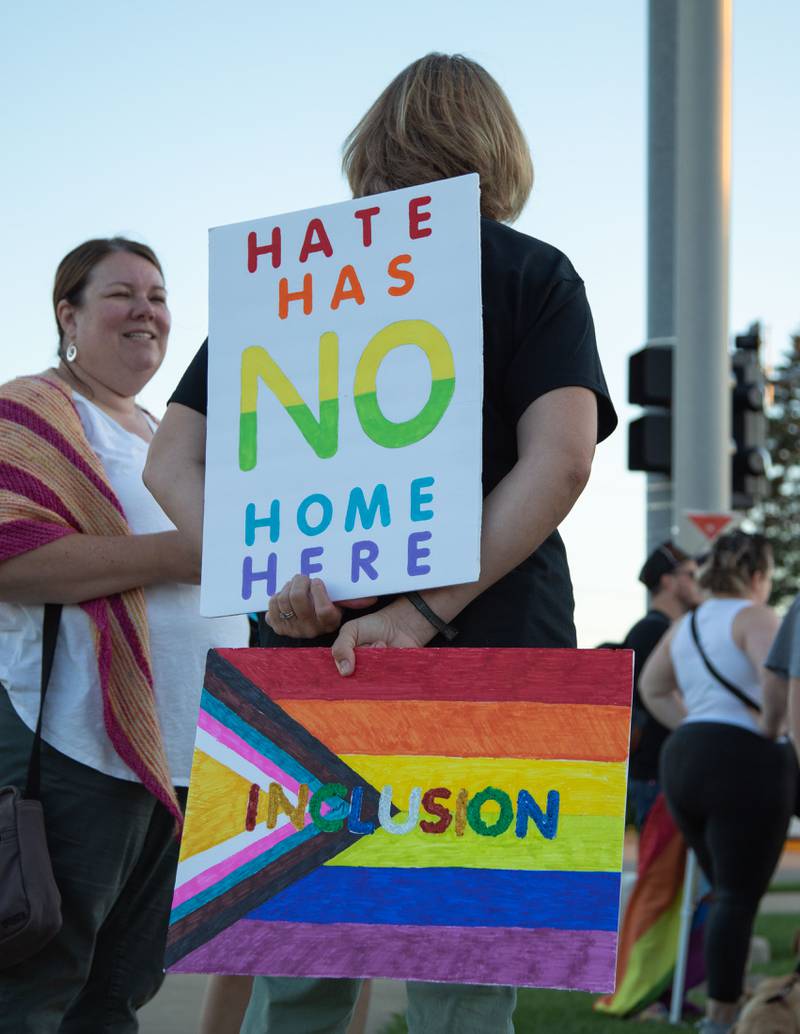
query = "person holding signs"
xmin=146 ymin=53 xmax=617 ymax=1034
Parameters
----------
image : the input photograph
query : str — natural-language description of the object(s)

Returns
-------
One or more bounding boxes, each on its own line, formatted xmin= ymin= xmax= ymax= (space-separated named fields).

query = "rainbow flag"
xmin=595 ymin=793 xmax=707 ymax=1016
xmin=166 ymin=647 xmax=632 ymax=989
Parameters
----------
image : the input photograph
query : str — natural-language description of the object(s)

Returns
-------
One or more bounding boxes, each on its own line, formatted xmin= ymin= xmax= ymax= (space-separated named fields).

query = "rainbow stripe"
xmin=594 ymin=794 xmax=707 ymax=1016
xmin=167 ymin=647 xmax=632 ymax=989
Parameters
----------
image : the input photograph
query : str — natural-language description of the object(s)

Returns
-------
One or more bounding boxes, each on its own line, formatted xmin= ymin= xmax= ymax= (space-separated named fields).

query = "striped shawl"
xmin=0 ymin=374 xmax=181 ymax=827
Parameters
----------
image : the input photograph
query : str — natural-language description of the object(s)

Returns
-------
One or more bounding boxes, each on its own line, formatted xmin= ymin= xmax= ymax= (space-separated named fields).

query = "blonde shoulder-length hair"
xmin=342 ymin=53 xmax=534 ymax=223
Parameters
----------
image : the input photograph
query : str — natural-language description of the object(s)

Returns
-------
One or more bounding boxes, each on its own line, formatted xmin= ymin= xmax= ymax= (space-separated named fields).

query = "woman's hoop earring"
xmin=65 ymin=343 xmax=78 ymax=362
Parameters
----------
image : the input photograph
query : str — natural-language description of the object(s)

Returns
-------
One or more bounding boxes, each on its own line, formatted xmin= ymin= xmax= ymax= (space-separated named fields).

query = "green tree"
xmin=751 ymin=332 xmax=800 ymax=608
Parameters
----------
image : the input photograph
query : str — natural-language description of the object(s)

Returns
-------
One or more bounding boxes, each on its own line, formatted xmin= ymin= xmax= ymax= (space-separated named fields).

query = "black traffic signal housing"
xmin=731 ymin=324 xmax=768 ymax=509
xmin=627 ymin=345 xmax=672 ymax=474
xmin=626 ymin=328 xmax=769 ymax=510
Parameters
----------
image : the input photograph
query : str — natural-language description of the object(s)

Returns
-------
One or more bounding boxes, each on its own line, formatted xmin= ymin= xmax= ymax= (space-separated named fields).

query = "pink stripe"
xmin=82 ymin=597 xmax=182 ymax=830
xmin=197 ymin=709 xmax=303 ymax=793
xmin=0 ymin=397 xmax=125 ymax=517
xmin=0 ymin=521 xmax=73 ymax=563
xmin=0 ymin=463 xmax=80 ymax=528
xmin=109 ymin=593 xmax=153 ymax=684
xmin=172 ymin=819 xmax=302 ymax=908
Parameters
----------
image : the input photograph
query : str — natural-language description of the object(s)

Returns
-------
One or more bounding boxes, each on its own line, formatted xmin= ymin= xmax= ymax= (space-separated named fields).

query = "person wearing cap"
xmin=624 ymin=542 xmax=703 ymax=829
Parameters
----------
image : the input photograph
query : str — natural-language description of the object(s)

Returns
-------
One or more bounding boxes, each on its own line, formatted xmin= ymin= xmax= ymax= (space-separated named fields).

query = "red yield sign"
xmin=686 ymin=512 xmax=735 ymax=542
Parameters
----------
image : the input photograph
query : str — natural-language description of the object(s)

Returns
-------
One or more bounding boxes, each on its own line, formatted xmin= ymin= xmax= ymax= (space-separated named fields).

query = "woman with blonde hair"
xmin=147 ymin=52 xmax=617 ymax=1033
xmin=641 ymin=531 xmax=796 ymax=1034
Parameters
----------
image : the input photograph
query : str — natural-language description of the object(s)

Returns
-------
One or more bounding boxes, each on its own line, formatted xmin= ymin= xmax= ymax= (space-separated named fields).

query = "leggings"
xmin=661 ymin=722 xmax=796 ymax=1003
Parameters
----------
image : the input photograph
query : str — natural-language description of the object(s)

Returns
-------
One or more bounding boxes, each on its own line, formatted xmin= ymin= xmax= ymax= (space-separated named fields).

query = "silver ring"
xmin=279 ymin=610 xmax=296 ymax=621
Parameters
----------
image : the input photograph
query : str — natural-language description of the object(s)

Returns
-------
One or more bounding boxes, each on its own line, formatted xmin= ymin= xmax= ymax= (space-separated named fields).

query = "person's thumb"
xmin=332 ymin=620 xmax=358 ymax=676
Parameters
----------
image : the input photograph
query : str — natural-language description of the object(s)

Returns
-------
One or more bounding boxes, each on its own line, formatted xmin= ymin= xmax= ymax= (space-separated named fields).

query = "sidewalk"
xmin=139 ymin=977 xmax=407 ymax=1034
xmin=140 ymin=839 xmax=800 ymax=1034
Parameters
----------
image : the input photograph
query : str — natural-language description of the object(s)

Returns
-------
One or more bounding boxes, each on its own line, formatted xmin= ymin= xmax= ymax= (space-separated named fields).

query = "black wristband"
xmin=405 ymin=591 xmax=459 ymax=642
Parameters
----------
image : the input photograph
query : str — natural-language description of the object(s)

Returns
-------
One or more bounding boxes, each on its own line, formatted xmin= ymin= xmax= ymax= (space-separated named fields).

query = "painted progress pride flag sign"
xmin=166 ymin=648 xmax=633 ymax=990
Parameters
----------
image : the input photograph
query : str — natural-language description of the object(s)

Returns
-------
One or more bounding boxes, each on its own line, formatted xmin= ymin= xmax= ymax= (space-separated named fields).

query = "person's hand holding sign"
xmin=265 ymin=574 xmax=377 ymax=638
xmin=331 ymin=596 xmax=439 ymax=674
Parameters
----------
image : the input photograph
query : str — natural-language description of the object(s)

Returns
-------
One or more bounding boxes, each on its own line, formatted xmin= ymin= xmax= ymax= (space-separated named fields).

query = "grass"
xmin=377 ymin=913 xmax=800 ymax=1034
xmin=769 ymin=880 xmax=800 ymax=894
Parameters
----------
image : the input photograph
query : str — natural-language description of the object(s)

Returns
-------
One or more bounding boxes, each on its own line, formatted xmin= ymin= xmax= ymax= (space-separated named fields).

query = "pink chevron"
xmin=172 ymin=809 xmax=315 ymax=908
xmin=197 ymin=708 xmax=306 ymax=793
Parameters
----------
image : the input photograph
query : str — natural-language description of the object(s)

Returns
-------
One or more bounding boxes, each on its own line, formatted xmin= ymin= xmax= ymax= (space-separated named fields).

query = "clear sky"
xmin=1 ymin=1 xmax=797 ymax=644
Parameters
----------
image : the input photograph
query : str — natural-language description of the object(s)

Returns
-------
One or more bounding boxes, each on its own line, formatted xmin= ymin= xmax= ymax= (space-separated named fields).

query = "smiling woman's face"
xmin=57 ymin=250 xmax=170 ymax=398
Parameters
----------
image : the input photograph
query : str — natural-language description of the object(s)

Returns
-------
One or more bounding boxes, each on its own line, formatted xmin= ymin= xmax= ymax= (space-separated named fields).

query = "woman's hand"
xmin=266 ymin=575 xmax=377 ymax=639
xmin=331 ymin=597 xmax=437 ymax=675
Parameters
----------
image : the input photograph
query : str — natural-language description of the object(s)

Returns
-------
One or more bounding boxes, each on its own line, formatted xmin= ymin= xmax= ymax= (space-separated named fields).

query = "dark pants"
xmin=661 ymin=721 xmax=795 ymax=1003
xmin=0 ymin=687 xmax=186 ymax=1033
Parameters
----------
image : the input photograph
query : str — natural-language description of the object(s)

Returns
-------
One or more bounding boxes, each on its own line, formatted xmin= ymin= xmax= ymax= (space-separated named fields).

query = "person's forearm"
xmin=143 ymin=456 xmax=205 ymax=556
xmin=0 ymin=531 xmax=199 ymax=604
xmin=143 ymin=403 xmax=207 ymax=557
xmin=415 ymin=450 xmax=590 ymax=622
xmin=790 ymin=677 xmax=800 ymax=757
xmin=761 ymin=669 xmax=788 ymax=738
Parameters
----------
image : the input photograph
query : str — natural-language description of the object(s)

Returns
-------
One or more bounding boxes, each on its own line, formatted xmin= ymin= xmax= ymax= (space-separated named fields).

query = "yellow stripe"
xmin=325 ymin=814 xmax=625 ymax=872
xmin=240 ymin=346 xmax=304 ymax=411
xmin=240 ymin=335 xmax=339 ymax=411
xmin=318 ymin=333 xmax=338 ymax=401
xmin=343 ymin=755 xmax=627 ymax=818
xmin=352 ymin=320 xmax=454 ymax=396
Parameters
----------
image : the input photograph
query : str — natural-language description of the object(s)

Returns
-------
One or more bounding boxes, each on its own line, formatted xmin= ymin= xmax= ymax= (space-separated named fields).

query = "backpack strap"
xmin=25 ymin=603 xmax=63 ymax=800
xmin=689 ymin=608 xmax=762 ymax=714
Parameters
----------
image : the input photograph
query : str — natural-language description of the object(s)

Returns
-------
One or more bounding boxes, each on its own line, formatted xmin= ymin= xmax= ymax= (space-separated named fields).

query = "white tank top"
xmin=670 ymin=598 xmax=763 ymax=734
xmin=0 ymin=393 xmax=249 ymax=784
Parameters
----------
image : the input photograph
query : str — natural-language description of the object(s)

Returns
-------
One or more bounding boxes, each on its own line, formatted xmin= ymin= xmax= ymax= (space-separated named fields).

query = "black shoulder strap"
xmin=689 ymin=608 xmax=762 ymax=714
xmin=25 ymin=603 xmax=63 ymax=800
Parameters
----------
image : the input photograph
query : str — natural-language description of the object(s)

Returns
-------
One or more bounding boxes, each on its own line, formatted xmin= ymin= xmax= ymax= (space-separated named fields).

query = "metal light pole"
xmin=646 ymin=0 xmax=678 ymax=552
xmin=669 ymin=1 xmax=733 ymax=1020
xmin=673 ymin=0 xmax=733 ymax=550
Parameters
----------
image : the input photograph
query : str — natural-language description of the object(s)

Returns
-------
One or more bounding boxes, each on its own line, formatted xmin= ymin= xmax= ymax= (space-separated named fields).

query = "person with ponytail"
xmin=640 ymin=531 xmax=795 ymax=1034
xmin=0 ymin=238 xmax=248 ymax=1032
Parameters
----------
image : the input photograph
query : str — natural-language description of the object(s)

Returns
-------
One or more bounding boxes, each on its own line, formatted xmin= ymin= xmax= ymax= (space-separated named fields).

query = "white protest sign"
xmin=201 ymin=174 xmax=483 ymax=617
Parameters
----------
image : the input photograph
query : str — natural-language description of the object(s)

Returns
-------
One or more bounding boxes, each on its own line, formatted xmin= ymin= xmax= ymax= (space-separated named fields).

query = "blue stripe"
xmin=245 ymin=868 xmax=620 ymax=931
xmin=171 ymin=822 xmax=320 ymax=924
xmin=201 ymin=690 xmax=322 ymax=792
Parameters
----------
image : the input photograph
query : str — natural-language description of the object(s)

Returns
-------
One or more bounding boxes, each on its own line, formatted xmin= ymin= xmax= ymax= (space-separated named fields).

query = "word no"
xmin=239 ymin=320 xmax=455 ymax=470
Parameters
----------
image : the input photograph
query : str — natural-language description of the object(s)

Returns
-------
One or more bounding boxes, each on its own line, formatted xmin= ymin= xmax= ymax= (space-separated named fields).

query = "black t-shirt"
xmin=623 ymin=609 xmax=671 ymax=781
xmin=170 ymin=217 xmax=617 ymax=650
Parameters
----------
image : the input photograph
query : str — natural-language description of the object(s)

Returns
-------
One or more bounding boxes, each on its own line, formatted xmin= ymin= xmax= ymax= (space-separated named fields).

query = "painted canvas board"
xmin=201 ymin=174 xmax=483 ymax=617
xmin=167 ymin=647 xmax=633 ymax=991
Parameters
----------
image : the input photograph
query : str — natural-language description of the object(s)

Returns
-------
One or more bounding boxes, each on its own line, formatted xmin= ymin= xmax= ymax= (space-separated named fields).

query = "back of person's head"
xmin=53 ymin=237 xmax=163 ymax=354
xmin=342 ymin=52 xmax=533 ymax=223
xmin=638 ymin=541 xmax=691 ymax=592
xmin=698 ymin=530 xmax=772 ymax=596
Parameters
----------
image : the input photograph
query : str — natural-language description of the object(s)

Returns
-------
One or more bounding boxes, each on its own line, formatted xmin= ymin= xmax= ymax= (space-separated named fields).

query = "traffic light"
xmin=627 ymin=345 xmax=672 ymax=473
xmin=626 ymin=328 xmax=770 ymax=510
xmin=731 ymin=323 xmax=768 ymax=509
